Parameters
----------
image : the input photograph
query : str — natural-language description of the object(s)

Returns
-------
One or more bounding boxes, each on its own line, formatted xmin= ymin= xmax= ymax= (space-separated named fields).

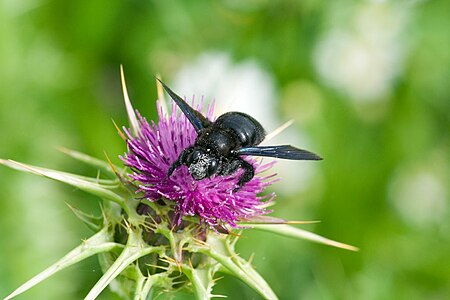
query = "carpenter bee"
xmin=158 ymin=79 xmax=322 ymax=190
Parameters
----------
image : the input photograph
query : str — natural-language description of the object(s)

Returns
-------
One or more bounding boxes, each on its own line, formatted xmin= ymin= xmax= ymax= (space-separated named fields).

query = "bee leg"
xmin=236 ymin=159 xmax=254 ymax=190
xmin=167 ymin=159 xmax=182 ymax=177
xmin=168 ymin=147 xmax=193 ymax=177
xmin=219 ymin=158 xmax=241 ymax=176
xmin=222 ymin=158 xmax=254 ymax=192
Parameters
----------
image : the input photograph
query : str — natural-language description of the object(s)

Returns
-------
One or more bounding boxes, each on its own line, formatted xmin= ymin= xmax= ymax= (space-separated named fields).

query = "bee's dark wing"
xmin=237 ymin=145 xmax=322 ymax=160
xmin=157 ymin=79 xmax=211 ymax=132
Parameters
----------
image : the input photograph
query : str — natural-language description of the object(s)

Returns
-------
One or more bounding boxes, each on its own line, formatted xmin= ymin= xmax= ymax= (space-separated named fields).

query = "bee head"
xmin=188 ymin=149 xmax=219 ymax=180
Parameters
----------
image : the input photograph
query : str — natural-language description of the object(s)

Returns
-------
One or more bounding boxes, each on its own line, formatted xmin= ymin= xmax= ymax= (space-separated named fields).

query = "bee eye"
xmin=207 ymin=159 xmax=219 ymax=176
xmin=191 ymin=150 xmax=203 ymax=161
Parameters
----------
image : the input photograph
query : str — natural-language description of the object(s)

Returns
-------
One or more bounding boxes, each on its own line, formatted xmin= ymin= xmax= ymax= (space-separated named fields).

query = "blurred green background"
xmin=0 ymin=0 xmax=449 ymax=299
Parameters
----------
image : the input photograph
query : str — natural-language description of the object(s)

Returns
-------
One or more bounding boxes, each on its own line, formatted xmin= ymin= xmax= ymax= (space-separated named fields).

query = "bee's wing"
xmin=157 ymin=79 xmax=211 ymax=132
xmin=237 ymin=145 xmax=322 ymax=160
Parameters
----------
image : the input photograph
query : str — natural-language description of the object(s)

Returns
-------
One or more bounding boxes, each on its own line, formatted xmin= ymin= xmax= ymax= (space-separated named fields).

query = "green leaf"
xmin=85 ymin=227 xmax=164 ymax=300
xmin=58 ymin=147 xmax=121 ymax=178
xmin=4 ymin=228 xmax=120 ymax=300
xmin=129 ymin=264 xmax=170 ymax=300
xmin=66 ymin=202 xmax=103 ymax=232
xmin=0 ymin=159 xmax=126 ymax=207
xmin=198 ymin=234 xmax=278 ymax=300
xmin=182 ymin=266 xmax=213 ymax=300
xmin=133 ymin=271 xmax=152 ymax=300
xmin=251 ymin=224 xmax=359 ymax=251
xmin=238 ymin=215 xmax=320 ymax=225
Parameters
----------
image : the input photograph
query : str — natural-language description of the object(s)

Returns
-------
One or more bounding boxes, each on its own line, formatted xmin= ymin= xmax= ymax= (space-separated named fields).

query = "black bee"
xmin=158 ymin=79 xmax=322 ymax=190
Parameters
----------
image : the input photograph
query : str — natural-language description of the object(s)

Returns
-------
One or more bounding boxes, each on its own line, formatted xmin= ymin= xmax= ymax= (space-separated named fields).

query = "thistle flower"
xmin=121 ymin=100 xmax=275 ymax=229
xmin=1 ymin=67 xmax=357 ymax=300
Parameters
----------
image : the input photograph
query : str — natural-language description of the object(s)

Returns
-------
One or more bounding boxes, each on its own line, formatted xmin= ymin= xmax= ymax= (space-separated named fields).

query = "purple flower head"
xmin=122 ymin=99 xmax=276 ymax=228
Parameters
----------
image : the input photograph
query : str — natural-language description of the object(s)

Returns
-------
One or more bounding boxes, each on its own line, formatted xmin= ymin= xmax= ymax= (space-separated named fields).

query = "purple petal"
xmin=121 ymin=100 xmax=276 ymax=227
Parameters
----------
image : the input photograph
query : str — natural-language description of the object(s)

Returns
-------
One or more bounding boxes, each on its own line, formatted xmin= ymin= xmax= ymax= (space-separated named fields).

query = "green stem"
xmin=181 ymin=265 xmax=212 ymax=300
xmin=198 ymin=235 xmax=278 ymax=300
xmin=84 ymin=228 xmax=164 ymax=300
